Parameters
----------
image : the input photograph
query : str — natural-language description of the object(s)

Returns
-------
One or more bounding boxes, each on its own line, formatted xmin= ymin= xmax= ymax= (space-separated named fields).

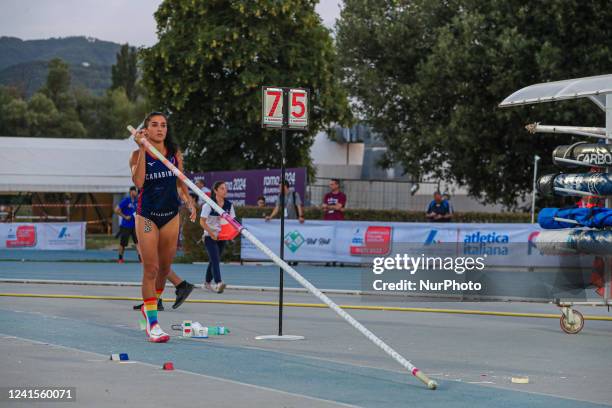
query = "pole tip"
xmin=414 ymin=369 xmax=437 ymax=390
xmin=525 ymin=123 xmax=537 ymax=134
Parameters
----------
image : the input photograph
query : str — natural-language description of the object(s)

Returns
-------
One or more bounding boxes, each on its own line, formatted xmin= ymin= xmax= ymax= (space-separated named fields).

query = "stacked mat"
xmin=534 ymin=229 xmax=612 ymax=255
xmin=537 ymin=172 xmax=612 ymax=196
xmin=552 ymin=143 xmax=612 ymax=168
xmin=535 ymin=143 xmax=612 ymax=256
xmin=537 ymin=207 xmax=612 ymax=229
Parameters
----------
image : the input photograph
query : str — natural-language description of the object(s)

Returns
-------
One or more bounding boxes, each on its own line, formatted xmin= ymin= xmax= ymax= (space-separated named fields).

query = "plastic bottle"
xmin=207 ymin=326 xmax=230 ymax=335
xmin=191 ymin=322 xmax=208 ymax=338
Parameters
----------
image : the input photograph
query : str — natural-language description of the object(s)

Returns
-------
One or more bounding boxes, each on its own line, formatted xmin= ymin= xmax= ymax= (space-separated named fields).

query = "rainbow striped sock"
xmin=156 ymin=289 xmax=163 ymax=300
xmin=143 ymin=297 xmax=158 ymax=328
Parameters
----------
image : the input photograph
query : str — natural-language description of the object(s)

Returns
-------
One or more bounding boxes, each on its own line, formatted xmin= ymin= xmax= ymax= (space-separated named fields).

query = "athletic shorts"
xmin=119 ymin=226 xmax=138 ymax=247
xmin=140 ymin=209 xmax=179 ymax=229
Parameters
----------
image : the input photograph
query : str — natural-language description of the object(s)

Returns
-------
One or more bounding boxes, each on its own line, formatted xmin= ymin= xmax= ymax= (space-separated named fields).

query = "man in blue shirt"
xmin=426 ymin=191 xmax=452 ymax=222
xmin=114 ymin=186 xmax=139 ymax=263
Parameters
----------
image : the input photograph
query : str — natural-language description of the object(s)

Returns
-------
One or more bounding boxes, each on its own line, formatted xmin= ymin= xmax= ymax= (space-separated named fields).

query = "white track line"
xmin=0 ymin=278 xmax=362 ymax=295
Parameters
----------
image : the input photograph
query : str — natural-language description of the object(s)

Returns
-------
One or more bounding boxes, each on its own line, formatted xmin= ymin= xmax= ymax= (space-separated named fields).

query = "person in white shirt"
xmin=195 ymin=179 xmax=211 ymax=207
xmin=199 ymin=181 xmax=236 ymax=293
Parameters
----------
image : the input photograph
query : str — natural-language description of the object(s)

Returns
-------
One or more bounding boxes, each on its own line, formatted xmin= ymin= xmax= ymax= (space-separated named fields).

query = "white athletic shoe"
xmin=148 ymin=324 xmax=170 ymax=343
xmin=216 ymin=281 xmax=226 ymax=294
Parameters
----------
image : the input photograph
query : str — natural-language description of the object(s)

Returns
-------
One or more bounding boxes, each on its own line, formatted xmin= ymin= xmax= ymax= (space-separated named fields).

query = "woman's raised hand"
xmin=134 ymin=129 xmax=147 ymax=147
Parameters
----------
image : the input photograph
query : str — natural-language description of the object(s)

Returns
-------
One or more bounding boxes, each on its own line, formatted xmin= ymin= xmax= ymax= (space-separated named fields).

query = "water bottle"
xmin=207 ymin=326 xmax=230 ymax=335
xmin=191 ymin=322 xmax=208 ymax=338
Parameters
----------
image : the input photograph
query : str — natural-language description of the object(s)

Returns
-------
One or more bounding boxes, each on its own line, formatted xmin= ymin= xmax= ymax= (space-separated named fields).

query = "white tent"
xmin=0 ymin=136 xmax=136 ymax=193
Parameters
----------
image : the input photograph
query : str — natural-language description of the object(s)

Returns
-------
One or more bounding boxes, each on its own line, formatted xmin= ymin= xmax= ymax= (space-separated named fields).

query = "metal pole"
xmin=525 ymin=123 xmax=606 ymax=136
xmin=278 ymin=126 xmax=286 ymax=336
xmin=605 ymin=94 xmax=612 ymax=305
xmin=65 ymin=198 xmax=71 ymax=222
xmin=531 ymin=155 xmax=540 ymax=223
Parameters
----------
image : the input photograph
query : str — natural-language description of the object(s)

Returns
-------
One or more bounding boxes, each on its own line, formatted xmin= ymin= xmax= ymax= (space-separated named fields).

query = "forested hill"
xmin=0 ymin=36 xmax=122 ymax=96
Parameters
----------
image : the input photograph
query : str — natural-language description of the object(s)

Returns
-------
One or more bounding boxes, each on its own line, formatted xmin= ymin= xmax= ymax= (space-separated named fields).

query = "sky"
xmin=0 ymin=0 xmax=344 ymax=47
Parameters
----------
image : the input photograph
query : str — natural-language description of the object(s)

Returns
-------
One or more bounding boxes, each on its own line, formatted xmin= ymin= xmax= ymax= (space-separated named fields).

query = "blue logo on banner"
xmin=424 ymin=230 xmax=438 ymax=245
xmin=58 ymin=227 xmax=69 ymax=239
xmin=284 ymin=231 xmax=305 ymax=253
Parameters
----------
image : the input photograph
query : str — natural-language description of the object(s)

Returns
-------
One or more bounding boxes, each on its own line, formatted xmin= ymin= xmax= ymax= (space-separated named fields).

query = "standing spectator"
xmin=442 ymin=192 xmax=454 ymax=217
xmin=195 ymin=179 xmax=211 ymax=206
xmin=4 ymin=205 xmax=14 ymax=222
xmin=426 ymin=191 xmax=452 ymax=222
xmin=265 ymin=180 xmax=304 ymax=223
xmin=322 ymin=179 xmax=347 ymax=221
xmin=114 ymin=186 xmax=140 ymax=263
xmin=256 ymin=195 xmax=267 ymax=218
xmin=256 ymin=196 xmax=266 ymax=208
xmin=200 ymin=181 xmax=236 ymax=293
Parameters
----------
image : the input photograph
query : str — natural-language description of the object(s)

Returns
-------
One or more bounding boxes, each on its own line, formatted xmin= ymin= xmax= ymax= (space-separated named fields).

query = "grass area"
xmin=85 ymin=234 xmax=192 ymax=263
xmin=86 ymin=233 xmax=122 ymax=250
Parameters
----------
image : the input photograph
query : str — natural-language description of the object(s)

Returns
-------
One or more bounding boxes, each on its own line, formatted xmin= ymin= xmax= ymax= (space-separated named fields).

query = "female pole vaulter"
xmin=130 ymin=112 xmax=196 ymax=342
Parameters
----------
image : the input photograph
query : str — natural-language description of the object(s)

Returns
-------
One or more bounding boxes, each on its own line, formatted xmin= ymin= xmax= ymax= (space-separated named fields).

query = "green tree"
xmin=111 ymin=44 xmax=139 ymax=102
xmin=141 ymin=0 xmax=350 ymax=172
xmin=74 ymin=87 xmax=103 ymax=136
xmin=24 ymin=90 xmax=86 ymax=137
xmin=337 ymin=0 xmax=611 ymax=208
xmin=25 ymin=93 xmax=60 ymax=136
xmin=0 ymin=59 xmax=147 ymax=139
xmin=102 ymin=88 xmax=149 ymax=138
xmin=75 ymin=87 xmax=150 ymax=138
xmin=0 ymin=86 xmax=20 ymax=135
xmin=43 ymin=58 xmax=72 ymax=109
xmin=35 ymin=58 xmax=87 ymax=137
xmin=0 ymin=97 xmax=29 ymax=136
xmin=0 ymin=64 xmax=87 ymax=138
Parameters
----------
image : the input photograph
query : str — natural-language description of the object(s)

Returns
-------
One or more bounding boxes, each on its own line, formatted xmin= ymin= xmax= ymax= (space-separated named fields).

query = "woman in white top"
xmin=199 ymin=181 xmax=236 ymax=293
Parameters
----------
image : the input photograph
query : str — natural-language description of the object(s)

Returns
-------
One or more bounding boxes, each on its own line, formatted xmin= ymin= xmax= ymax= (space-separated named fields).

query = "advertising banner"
xmin=190 ymin=168 xmax=306 ymax=206
xmin=241 ymin=219 xmax=336 ymax=262
xmin=241 ymin=219 xmax=587 ymax=267
xmin=0 ymin=223 xmax=86 ymax=250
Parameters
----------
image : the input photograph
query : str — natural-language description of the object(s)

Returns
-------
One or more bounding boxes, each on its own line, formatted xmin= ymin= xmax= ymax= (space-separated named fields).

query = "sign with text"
xmin=190 ymin=167 xmax=306 ymax=207
xmin=0 ymin=222 xmax=85 ymax=250
xmin=241 ymin=220 xmax=589 ymax=268
xmin=261 ymin=86 xmax=309 ymax=130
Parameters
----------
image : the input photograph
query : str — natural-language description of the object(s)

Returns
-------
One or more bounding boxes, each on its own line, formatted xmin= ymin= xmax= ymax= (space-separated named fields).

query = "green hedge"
xmin=179 ymin=207 xmax=530 ymax=262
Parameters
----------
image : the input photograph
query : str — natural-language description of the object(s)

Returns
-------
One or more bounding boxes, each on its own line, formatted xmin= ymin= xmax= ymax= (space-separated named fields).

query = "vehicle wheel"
xmin=560 ymin=309 xmax=584 ymax=334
